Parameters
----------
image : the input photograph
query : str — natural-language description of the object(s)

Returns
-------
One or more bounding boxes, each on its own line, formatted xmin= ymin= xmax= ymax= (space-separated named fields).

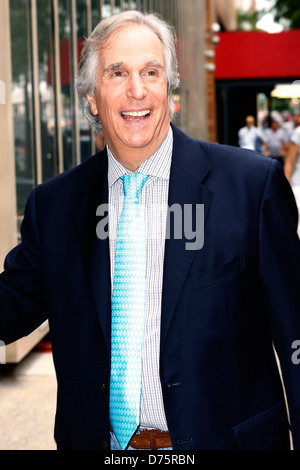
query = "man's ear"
xmin=86 ymin=93 xmax=98 ymax=116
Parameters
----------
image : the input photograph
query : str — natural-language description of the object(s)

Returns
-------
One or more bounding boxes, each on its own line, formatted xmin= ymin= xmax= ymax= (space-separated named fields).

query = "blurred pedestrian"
xmin=284 ymin=125 xmax=300 ymax=235
xmin=238 ymin=115 xmax=265 ymax=152
xmin=263 ymin=115 xmax=288 ymax=165
xmin=283 ymin=113 xmax=300 ymax=143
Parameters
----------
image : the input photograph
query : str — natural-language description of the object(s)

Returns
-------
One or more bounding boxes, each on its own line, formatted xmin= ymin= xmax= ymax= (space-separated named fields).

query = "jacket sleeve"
xmin=258 ymin=159 xmax=300 ymax=448
xmin=0 ymin=187 xmax=47 ymax=345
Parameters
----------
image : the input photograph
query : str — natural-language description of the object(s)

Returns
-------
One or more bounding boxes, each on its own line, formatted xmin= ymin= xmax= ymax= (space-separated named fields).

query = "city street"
xmin=0 ymin=350 xmax=57 ymax=450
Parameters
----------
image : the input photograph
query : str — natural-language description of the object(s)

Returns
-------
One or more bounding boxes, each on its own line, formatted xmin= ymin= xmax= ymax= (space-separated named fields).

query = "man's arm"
xmin=0 ymin=188 xmax=47 ymax=345
xmin=284 ymin=141 xmax=299 ymax=181
xmin=258 ymin=159 xmax=300 ymax=448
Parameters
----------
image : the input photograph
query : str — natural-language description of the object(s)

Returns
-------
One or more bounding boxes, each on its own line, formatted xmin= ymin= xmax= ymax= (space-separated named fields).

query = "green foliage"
xmin=273 ymin=0 xmax=300 ymax=29
xmin=237 ymin=8 xmax=260 ymax=30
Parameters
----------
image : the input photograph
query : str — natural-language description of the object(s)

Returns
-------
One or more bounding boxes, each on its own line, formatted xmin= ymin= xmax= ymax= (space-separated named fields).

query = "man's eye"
xmin=146 ymin=70 xmax=157 ymax=76
xmin=112 ymin=71 xmax=124 ymax=77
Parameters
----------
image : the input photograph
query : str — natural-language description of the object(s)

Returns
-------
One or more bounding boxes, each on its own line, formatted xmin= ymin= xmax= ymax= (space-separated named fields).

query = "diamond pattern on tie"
xmin=110 ymin=172 xmax=149 ymax=450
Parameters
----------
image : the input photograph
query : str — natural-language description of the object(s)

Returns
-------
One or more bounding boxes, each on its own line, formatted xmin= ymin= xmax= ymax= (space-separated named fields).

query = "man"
xmin=238 ymin=115 xmax=265 ymax=152
xmin=284 ymin=124 xmax=300 ymax=235
xmin=263 ymin=115 xmax=288 ymax=165
xmin=283 ymin=113 xmax=300 ymax=143
xmin=1 ymin=11 xmax=300 ymax=450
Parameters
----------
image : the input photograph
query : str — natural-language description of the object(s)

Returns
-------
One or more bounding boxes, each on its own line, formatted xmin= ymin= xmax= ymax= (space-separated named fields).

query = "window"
xmin=10 ymin=0 xmax=35 ymax=224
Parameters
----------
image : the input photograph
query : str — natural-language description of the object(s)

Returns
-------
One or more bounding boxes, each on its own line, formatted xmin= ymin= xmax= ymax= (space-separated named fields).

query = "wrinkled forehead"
xmin=104 ymin=23 xmax=163 ymax=46
xmin=98 ymin=24 xmax=165 ymax=66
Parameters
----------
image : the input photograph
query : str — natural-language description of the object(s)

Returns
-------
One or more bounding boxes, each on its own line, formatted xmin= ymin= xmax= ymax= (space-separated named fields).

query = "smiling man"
xmin=1 ymin=10 xmax=300 ymax=451
xmin=86 ymin=24 xmax=170 ymax=170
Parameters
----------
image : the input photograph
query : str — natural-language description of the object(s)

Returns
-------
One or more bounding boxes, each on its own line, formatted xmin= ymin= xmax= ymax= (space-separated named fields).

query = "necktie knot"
xmin=121 ymin=173 xmax=149 ymax=200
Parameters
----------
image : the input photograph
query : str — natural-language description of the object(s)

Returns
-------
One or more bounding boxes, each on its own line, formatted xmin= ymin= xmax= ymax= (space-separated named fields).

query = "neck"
xmin=115 ymin=150 xmax=151 ymax=172
xmin=106 ymin=126 xmax=170 ymax=172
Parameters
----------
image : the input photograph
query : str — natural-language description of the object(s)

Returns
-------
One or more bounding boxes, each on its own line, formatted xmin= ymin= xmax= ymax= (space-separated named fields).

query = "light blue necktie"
xmin=110 ymin=172 xmax=149 ymax=450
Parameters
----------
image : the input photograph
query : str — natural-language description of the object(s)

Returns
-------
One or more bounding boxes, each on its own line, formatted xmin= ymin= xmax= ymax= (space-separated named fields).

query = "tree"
xmin=237 ymin=8 xmax=261 ymax=30
xmin=273 ymin=0 xmax=300 ymax=29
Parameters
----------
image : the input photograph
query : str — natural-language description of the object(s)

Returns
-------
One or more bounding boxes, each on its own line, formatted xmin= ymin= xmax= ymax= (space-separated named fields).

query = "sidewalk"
xmin=0 ymin=350 xmax=57 ymax=450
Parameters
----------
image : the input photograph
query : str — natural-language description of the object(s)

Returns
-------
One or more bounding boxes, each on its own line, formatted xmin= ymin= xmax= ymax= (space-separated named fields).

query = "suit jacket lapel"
xmin=160 ymin=126 xmax=214 ymax=354
xmin=72 ymin=149 xmax=112 ymax=353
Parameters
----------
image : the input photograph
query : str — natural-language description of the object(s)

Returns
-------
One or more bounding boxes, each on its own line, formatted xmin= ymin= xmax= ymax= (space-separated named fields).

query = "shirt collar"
xmin=107 ymin=126 xmax=173 ymax=189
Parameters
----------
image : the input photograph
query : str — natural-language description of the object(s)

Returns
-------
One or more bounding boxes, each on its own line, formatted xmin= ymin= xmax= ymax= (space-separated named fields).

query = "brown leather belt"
xmin=129 ymin=429 xmax=172 ymax=450
xmin=110 ymin=426 xmax=172 ymax=450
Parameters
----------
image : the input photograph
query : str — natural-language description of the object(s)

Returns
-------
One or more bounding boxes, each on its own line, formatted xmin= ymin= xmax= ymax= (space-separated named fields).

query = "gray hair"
xmin=75 ymin=10 xmax=180 ymax=134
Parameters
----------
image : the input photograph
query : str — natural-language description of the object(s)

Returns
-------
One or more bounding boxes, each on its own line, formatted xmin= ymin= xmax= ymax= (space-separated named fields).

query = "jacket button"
xmin=100 ymin=383 xmax=107 ymax=392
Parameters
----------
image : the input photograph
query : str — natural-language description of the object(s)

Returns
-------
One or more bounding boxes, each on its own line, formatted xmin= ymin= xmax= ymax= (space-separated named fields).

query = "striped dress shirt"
xmin=107 ymin=126 xmax=173 ymax=431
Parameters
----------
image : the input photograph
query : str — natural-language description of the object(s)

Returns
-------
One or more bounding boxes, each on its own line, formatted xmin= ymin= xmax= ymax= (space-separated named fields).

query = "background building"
xmin=215 ymin=28 xmax=300 ymax=146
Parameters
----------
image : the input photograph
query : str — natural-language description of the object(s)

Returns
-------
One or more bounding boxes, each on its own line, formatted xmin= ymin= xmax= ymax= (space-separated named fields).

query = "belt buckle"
xmin=130 ymin=428 xmax=171 ymax=450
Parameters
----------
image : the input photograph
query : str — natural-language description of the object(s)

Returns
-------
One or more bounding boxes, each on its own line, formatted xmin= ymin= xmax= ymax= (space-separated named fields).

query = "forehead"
xmin=99 ymin=24 xmax=165 ymax=67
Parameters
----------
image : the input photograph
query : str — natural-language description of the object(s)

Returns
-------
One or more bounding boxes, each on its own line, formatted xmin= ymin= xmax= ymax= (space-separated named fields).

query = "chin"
xmin=123 ymin=135 xmax=153 ymax=149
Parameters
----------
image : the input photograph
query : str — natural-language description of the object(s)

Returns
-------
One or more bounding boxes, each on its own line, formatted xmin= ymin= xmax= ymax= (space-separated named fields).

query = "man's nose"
xmin=126 ymin=74 xmax=147 ymax=100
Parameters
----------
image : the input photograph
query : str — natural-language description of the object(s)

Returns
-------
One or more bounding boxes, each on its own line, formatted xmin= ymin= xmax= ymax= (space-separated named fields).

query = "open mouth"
xmin=120 ymin=110 xmax=151 ymax=121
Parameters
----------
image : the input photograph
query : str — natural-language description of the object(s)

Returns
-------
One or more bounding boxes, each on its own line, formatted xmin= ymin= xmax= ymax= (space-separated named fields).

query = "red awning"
xmin=215 ymin=29 xmax=300 ymax=80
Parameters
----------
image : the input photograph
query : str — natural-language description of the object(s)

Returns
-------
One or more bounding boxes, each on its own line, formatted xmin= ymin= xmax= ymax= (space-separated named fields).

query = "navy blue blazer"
xmin=1 ymin=125 xmax=300 ymax=450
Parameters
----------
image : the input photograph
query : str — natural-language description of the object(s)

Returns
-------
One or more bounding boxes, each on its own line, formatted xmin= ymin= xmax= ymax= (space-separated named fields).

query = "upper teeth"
xmin=122 ymin=110 xmax=150 ymax=117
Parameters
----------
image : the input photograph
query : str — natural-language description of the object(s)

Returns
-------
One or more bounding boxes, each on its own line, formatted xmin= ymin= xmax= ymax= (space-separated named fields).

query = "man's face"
xmin=87 ymin=24 xmax=170 ymax=168
xmin=246 ymin=118 xmax=254 ymax=128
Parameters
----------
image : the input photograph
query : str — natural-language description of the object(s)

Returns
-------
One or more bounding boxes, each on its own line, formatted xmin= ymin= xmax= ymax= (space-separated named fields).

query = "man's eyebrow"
xmin=102 ymin=60 xmax=164 ymax=76
xmin=143 ymin=60 xmax=164 ymax=70
xmin=102 ymin=62 xmax=125 ymax=76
